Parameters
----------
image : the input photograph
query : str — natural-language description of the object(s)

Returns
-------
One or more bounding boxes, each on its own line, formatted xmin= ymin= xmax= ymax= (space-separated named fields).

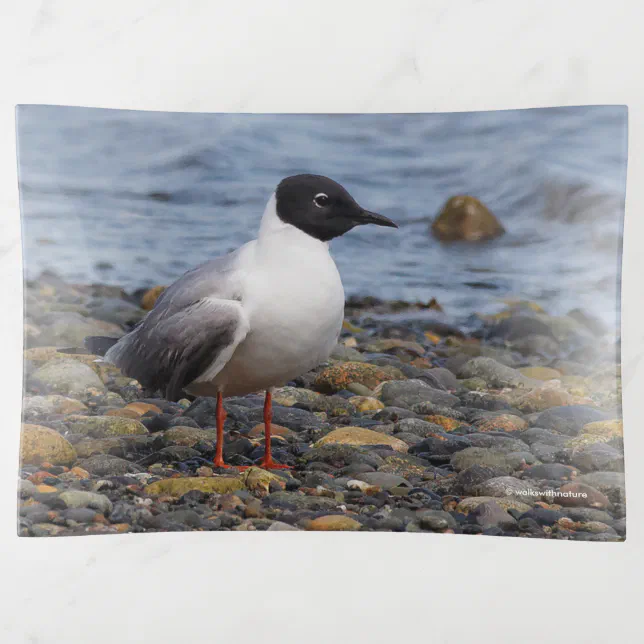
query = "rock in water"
xmin=431 ymin=195 xmax=505 ymax=242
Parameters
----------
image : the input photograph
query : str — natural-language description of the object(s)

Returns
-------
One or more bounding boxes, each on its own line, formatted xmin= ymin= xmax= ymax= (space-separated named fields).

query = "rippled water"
xmin=16 ymin=105 xmax=627 ymax=326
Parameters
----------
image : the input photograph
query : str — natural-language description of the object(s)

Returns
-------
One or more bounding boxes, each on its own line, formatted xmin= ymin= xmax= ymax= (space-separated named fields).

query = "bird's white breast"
xmin=209 ymin=221 xmax=345 ymax=395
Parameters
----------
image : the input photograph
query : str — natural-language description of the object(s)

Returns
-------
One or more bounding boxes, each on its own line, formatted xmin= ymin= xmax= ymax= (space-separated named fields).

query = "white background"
xmin=1 ymin=1 xmax=643 ymax=642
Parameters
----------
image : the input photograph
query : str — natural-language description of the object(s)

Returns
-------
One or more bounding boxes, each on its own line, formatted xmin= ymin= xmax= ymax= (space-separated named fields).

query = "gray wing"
xmin=105 ymin=248 xmax=251 ymax=401
xmin=151 ymin=246 xmax=247 ymax=317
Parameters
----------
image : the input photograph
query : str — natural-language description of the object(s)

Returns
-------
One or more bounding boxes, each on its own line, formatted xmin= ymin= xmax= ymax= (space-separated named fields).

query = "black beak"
xmin=355 ymin=209 xmax=398 ymax=229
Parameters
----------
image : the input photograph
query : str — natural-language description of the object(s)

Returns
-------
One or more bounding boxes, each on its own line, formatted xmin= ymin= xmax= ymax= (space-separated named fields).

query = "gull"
xmin=86 ymin=174 xmax=398 ymax=469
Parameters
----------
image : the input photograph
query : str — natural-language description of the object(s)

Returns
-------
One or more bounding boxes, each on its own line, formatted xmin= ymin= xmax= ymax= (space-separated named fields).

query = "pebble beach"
xmin=19 ymin=273 xmax=625 ymax=540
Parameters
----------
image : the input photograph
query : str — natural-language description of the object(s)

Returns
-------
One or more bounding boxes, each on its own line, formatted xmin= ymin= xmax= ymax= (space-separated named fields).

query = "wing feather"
xmin=105 ymin=297 xmax=249 ymax=401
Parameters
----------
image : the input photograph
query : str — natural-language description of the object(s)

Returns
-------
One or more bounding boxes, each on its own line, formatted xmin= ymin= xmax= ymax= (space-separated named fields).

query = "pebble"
xmin=28 ymin=359 xmax=106 ymax=397
xmin=264 ymin=491 xmax=339 ymax=511
xmin=267 ymin=521 xmax=300 ymax=531
xmin=533 ymin=405 xmax=611 ymax=436
xmin=372 ymin=407 xmax=418 ymax=422
xmin=451 ymin=447 xmax=513 ymax=473
xmin=472 ymin=413 xmax=528 ymax=433
xmin=456 ymin=464 xmax=507 ymax=495
xmin=355 ymin=472 xmax=410 ymax=490
xmin=577 ymin=471 xmax=625 ymax=497
xmin=557 ymin=483 xmax=609 ymax=509
xmin=417 ymin=510 xmax=457 ymax=531
xmin=379 ymin=379 xmax=459 ymax=409
xmin=530 ymin=442 xmax=561 ymax=463
xmin=163 ymin=426 xmax=219 ymax=446
xmin=247 ymin=406 xmax=323 ymax=432
xmin=18 ymin=479 xmax=37 ymax=498
xmin=582 ymin=419 xmax=623 ymax=438
xmin=422 ymin=415 xmax=463 ymax=432
xmin=465 ymin=433 xmax=529 ymax=454
xmin=30 ymin=523 xmax=67 ymax=537
xmin=62 ymin=508 xmax=98 ymax=524
xmin=519 ymin=507 xmax=565 ymax=526
xmin=469 ymin=501 xmax=518 ymax=530
xmin=456 ymin=496 xmax=531 ymax=515
xmin=456 ymin=357 xmax=538 ymax=389
xmin=315 ymin=427 xmax=408 ymax=453
xmin=507 ymin=384 xmax=575 ymax=413
xmin=314 ymin=362 xmax=397 ymax=394
xmin=59 ymin=490 xmax=113 ymax=515
xmin=146 ymin=476 xmax=245 ymax=497
xmin=65 ymin=415 xmax=148 ymax=437
xmin=393 ymin=418 xmax=446 ymax=438
xmin=348 ymin=396 xmax=385 ymax=412
xmin=23 ymin=395 xmax=88 ymax=418
xmin=20 ymin=424 xmax=77 ymax=466
xmin=518 ymin=366 xmax=562 ymax=381
xmin=520 ymin=428 xmax=570 ymax=447
xmin=570 ymin=442 xmax=624 ymax=473
xmin=522 ymin=463 xmax=578 ymax=481
xmin=476 ymin=476 xmax=538 ymax=502
xmin=77 ymin=454 xmax=144 ymax=476
xmin=306 ymin=515 xmax=362 ymax=531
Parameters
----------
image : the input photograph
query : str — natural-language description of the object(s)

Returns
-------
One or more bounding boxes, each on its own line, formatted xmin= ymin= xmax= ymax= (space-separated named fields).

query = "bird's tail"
xmin=83 ymin=336 xmax=120 ymax=357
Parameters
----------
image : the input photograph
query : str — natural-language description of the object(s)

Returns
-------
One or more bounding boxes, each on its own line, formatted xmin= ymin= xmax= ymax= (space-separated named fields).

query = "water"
xmin=16 ymin=105 xmax=627 ymax=326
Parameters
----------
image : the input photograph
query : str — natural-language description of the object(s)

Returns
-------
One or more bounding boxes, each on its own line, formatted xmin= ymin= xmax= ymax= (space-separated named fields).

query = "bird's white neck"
xmin=257 ymin=193 xmax=330 ymax=252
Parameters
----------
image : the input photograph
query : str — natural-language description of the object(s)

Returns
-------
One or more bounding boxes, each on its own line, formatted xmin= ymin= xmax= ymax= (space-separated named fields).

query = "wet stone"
xmin=410 ymin=402 xmax=467 ymax=420
xmin=469 ymin=501 xmax=518 ymax=530
xmin=417 ymin=510 xmax=457 ymax=531
xmin=372 ymin=407 xmax=419 ymax=422
xmin=519 ymin=507 xmax=565 ymax=526
xmin=570 ymin=443 xmax=624 ymax=473
xmin=393 ymin=418 xmax=447 ymax=438
xmin=456 ymin=464 xmax=508 ymax=495
xmin=77 ymin=454 xmax=144 ymax=476
xmin=465 ymin=433 xmax=529 ymax=454
xmin=62 ymin=508 xmax=98 ymax=524
xmin=451 ymin=448 xmax=513 ymax=473
xmin=533 ymin=405 xmax=611 ymax=437
xmin=530 ymin=443 xmax=561 ymax=463
xmin=456 ymin=357 xmax=538 ymax=389
xmin=522 ymin=463 xmax=578 ymax=481
xmin=379 ymin=380 xmax=459 ymax=410
xmin=355 ymin=472 xmax=411 ymax=490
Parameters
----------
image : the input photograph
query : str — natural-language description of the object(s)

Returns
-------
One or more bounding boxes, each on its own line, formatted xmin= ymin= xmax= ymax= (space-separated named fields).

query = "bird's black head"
xmin=275 ymin=174 xmax=398 ymax=242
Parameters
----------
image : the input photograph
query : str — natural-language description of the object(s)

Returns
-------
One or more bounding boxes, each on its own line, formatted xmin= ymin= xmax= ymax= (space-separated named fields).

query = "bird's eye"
xmin=313 ymin=193 xmax=329 ymax=208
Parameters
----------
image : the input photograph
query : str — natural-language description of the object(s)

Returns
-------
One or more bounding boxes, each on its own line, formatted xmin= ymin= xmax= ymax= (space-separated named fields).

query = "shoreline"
xmin=18 ymin=274 xmax=624 ymax=539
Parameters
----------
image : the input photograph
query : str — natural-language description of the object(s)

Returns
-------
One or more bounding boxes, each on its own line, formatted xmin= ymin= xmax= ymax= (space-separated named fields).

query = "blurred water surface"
xmin=16 ymin=106 xmax=627 ymax=326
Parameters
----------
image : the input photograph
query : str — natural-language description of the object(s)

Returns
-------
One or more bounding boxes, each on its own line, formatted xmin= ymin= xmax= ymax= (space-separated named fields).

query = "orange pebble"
xmin=35 ymin=484 xmax=58 ymax=494
xmin=28 ymin=471 xmax=58 ymax=485
xmin=70 ymin=467 xmax=91 ymax=479
xmin=125 ymin=402 xmax=162 ymax=416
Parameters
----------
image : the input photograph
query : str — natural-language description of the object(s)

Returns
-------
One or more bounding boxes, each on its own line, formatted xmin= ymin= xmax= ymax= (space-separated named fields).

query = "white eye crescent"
xmin=313 ymin=193 xmax=330 ymax=208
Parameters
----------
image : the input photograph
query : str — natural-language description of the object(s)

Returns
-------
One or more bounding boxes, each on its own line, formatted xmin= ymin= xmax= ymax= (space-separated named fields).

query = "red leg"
xmin=256 ymin=390 xmax=291 ymax=470
xmin=212 ymin=391 xmax=232 ymax=469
